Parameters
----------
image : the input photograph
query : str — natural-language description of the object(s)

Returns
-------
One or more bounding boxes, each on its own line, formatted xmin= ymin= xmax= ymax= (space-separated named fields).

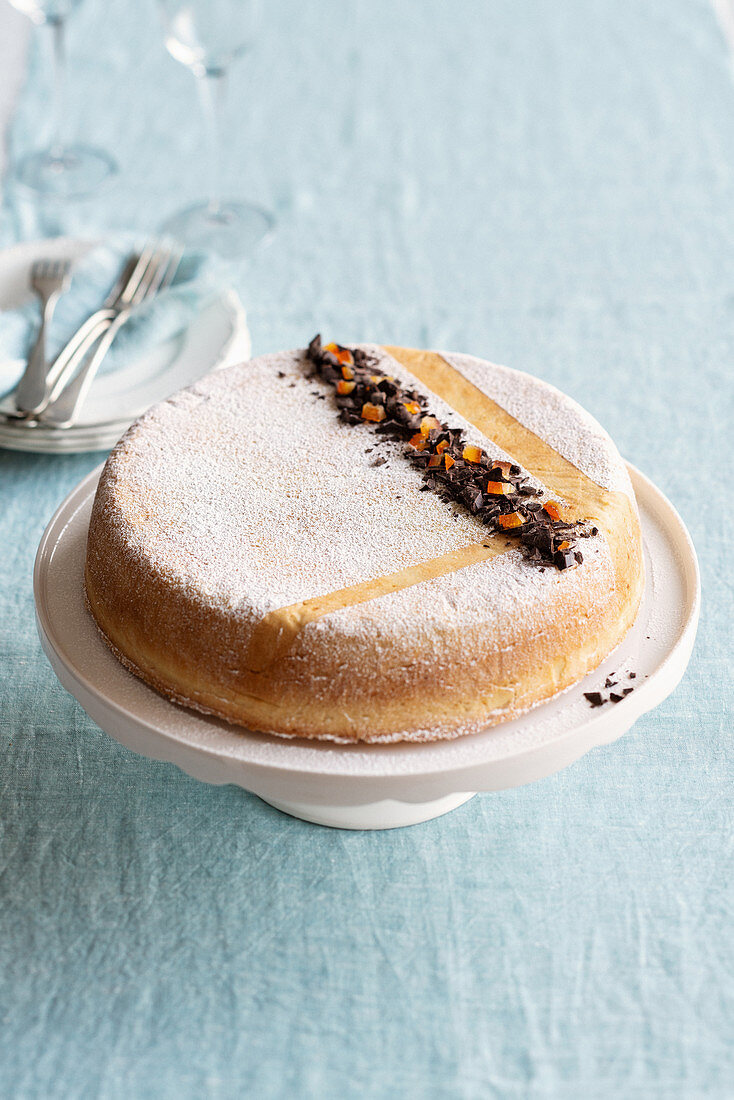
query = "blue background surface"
xmin=1 ymin=1 xmax=732 ymax=1096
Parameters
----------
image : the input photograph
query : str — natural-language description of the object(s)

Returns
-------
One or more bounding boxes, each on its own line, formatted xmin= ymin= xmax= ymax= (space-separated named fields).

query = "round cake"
xmin=85 ymin=339 xmax=644 ymax=743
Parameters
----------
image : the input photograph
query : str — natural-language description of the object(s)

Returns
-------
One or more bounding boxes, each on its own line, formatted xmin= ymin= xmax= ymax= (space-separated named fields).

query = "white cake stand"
xmin=34 ymin=465 xmax=699 ymax=830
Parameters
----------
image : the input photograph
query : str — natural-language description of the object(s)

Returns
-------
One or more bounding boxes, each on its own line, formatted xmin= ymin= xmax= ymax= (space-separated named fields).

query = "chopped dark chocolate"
xmin=584 ymin=692 xmax=604 ymax=708
xmin=585 ymin=672 xmax=635 ymax=709
xmin=306 ymin=335 xmax=594 ymax=570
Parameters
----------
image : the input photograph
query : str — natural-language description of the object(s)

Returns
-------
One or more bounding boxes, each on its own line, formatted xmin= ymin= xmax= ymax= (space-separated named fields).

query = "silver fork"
xmin=41 ymin=244 xmax=181 ymax=429
xmin=14 ymin=259 xmax=72 ymax=415
xmin=38 ymin=245 xmax=158 ymax=415
xmin=42 ymin=252 xmax=141 ymax=404
xmin=3 ymin=253 xmax=139 ymax=421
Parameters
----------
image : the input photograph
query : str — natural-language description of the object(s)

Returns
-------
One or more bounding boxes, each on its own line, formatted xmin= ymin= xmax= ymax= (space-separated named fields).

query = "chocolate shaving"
xmin=584 ymin=692 xmax=604 ymax=708
xmin=305 ymin=335 xmax=596 ymax=570
xmin=584 ymin=670 xmax=637 ymax=709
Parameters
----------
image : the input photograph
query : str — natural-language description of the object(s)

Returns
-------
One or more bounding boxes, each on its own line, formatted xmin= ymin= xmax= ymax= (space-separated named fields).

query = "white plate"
xmin=34 ymin=464 xmax=700 ymax=829
xmin=0 ymin=236 xmax=251 ymax=453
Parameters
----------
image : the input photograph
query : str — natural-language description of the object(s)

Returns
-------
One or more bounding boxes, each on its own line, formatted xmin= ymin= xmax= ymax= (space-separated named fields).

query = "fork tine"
xmin=31 ymin=258 xmax=70 ymax=280
xmin=103 ymin=253 xmax=139 ymax=309
xmin=129 ymin=246 xmax=173 ymax=306
xmin=159 ymin=245 xmax=182 ymax=291
xmin=142 ymin=245 xmax=181 ymax=300
xmin=118 ymin=240 xmax=160 ymax=307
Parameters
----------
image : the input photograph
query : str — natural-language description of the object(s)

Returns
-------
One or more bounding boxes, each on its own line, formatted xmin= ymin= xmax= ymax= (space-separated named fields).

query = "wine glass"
xmin=8 ymin=0 xmax=117 ymax=198
xmin=158 ymin=0 xmax=275 ymax=258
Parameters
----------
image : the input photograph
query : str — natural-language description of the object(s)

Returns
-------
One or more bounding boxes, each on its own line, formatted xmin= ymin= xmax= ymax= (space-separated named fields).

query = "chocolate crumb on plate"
xmin=583 ymin=692 xmax=605 ymax=708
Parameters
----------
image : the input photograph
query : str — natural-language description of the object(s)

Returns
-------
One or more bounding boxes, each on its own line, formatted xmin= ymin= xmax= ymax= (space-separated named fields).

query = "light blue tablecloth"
xmin=1 ymin=1 xmax=731 ymax=1096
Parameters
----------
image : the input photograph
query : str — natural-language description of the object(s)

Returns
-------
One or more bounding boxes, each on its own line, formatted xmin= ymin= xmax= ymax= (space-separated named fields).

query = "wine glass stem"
xmin=46 ymin=16 xmax=67 ymax=158
xmin=195 ymin=69 xmax=227 ymax=219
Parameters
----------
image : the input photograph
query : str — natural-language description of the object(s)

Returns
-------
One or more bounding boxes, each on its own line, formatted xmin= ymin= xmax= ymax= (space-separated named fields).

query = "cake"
xmin=84 ymin=339 xmax=644 ymax=743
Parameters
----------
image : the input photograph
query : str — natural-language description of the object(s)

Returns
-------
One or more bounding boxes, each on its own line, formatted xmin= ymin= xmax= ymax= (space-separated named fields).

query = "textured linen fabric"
xmin=0 ymin=1 xmax=732 ymax=1097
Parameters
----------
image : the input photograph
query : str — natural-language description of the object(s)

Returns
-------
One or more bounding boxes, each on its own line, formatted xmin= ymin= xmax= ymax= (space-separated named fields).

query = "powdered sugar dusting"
xmin=104 ymin=347 xmax=532 ymax=618
xmin=439 ymin=351 xmax=633 ymax=497
xmin=100 ymin=345 xmax=621 ymax=629
xmin=302 ymin=538 xmax=609 ymax=655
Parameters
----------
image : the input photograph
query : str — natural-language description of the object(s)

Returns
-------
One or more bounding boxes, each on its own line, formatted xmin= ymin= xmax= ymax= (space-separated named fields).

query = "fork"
xmin=14 ymin=259 xmax=72 ymax=415
xmin=36 ymin=245 xmax=158 ymax=416
xmin=41 ymin=244 xmax=181 ymax=429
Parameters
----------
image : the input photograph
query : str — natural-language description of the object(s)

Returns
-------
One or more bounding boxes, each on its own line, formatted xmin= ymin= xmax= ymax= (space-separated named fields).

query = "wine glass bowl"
xmin=163 ymin=8 xmax=253 ymax=76
xmin=8 ymin=0 xmax=79 ymax=25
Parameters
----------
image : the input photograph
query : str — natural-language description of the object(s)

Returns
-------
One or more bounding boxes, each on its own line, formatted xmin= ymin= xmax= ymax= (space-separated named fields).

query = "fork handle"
xmin=44 ymin=311 xmax=115 ymax=403
xmin=42 ymin=310 xmax=129 ymax=429
xmin=14 ymin=305 xmax=116 ymax=417
xmin=14 ymin=293 xmax=60 ymax=414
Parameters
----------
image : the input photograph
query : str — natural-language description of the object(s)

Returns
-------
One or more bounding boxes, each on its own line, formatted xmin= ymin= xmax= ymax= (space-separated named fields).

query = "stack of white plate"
xmin=0 ymin=237 xmax=251 ymax=453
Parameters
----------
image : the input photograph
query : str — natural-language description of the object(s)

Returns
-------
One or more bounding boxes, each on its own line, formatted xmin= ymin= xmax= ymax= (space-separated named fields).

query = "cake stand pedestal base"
xmin=260 ymin=792 xmax=476 ymax=830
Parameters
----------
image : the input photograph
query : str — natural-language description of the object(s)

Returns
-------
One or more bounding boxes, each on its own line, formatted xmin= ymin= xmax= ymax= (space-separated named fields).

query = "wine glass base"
xmin=161 ymin=201 xmax=275 ymax=258
xmin=13 ymin=145 xmax=118 ymax=199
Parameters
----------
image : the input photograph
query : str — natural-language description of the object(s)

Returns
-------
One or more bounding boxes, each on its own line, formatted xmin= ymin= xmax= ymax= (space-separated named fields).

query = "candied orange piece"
xmin=325 ymin=342 xmax=354 ymax=367
xmin=361 ymin=402 xmax=385 ymax=422
xmin=420 ymin=415 xmax=442 ymax=437
xmin=402 ymin=401 xmax=421 ymax=415
xmin=543 ymin=500 xmax=563 ymax=521
xmin=409 ymin=432 xmax=427 ymax=450
xmin=436 ymin=439 xmax=449 ymax=454
xmin=557 ymin=540 xmax=570 ymax=550
xmin=341 ymin=364 xmax=355 ymax=380
xmin=428 ymin=455 xmax=442 ymax=467
xmin=444 ymin=454 xmax=455 ymax=470
xmin=462 ymin=444 xmax=483 ymax=464
xmin=485 ymin=480 xmax=512 ymax=495
xmin=498 ymin=511 xmax=524 ymax=528
xmin=491 ymin=460 xmax=514 ymax=477
xmin=336 ymin=380 xmax=356 ymax=395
